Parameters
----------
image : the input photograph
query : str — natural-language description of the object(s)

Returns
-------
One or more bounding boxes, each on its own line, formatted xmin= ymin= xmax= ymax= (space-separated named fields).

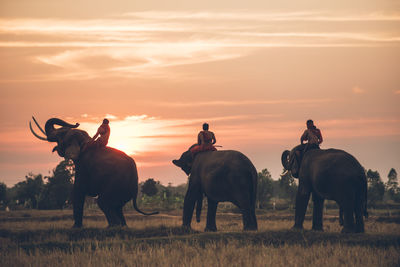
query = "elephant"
xmin=172 ymin=147 xmax=258 ymax=231
xmin=281 ymin=145 xmax=368 ymax=233
xmin=29 ymin=117 xmax=158 ymax=228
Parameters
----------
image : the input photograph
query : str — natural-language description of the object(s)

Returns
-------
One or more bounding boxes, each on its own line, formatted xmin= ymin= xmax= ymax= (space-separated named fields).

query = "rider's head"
xmin=202 ymin=123 xmax=209 ymax=131
xmin=306 ymin=119 xmax=314 ymax=129
xmin=103 ymin=118 xmax=109 ymax=125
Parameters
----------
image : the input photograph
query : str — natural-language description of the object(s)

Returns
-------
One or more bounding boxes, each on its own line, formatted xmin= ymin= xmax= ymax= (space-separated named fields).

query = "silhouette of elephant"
xmin=172 ymin=147 xmax=258 ymax=231
xmin=30 ymin=117 xmax=158 ymax=228
xmin=281 ymin=145 xmax=368 ymax=233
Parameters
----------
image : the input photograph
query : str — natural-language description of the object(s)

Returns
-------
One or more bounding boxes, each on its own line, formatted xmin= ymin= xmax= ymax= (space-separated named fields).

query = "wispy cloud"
xmin=156 ymin=98 xmax=333 ymax=107
xmin=0 ymin=10 xmax=399 ymax=81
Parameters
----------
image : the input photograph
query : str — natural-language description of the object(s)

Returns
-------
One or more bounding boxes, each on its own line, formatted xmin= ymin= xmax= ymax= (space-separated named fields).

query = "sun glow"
xmin=79 ymin=115 xmax=193 ymax=157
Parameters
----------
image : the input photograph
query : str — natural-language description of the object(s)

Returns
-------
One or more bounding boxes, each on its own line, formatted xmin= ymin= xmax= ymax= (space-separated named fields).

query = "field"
xmin=1 ymin=208 xmax=399 ymax=267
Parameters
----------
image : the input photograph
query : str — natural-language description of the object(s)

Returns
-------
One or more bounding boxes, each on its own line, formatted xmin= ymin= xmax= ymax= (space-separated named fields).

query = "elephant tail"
xmin=132 ymin=198 xmax=159 ymax=216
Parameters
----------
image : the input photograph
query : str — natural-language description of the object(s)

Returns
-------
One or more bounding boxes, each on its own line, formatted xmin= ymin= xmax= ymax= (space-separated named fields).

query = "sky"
xmin=0 ymin=0 xmax=399 ymax=186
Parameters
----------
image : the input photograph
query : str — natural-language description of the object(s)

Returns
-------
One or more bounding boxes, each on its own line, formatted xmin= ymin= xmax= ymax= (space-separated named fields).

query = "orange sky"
xmin=1 ymin=0 xmax=399 ymax=186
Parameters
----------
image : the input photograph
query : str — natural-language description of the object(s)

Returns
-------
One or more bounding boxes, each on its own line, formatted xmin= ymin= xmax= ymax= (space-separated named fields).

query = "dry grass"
xmin=1 ymin=209 xmax=399 ymax=267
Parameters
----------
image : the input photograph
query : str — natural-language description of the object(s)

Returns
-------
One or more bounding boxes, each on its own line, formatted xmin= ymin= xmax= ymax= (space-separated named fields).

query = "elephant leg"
xmin=205 ymin=198 xmax=218 ymax=232
xmin=72 ymin=188 xmax=85 ymax=228
xmin=341 ymin=204 xmax=355 ymax=233
xmin=293 ymin=187 xmax=311 ymax=229
xmin=116 ymin=206 xmax=127 ymax=227
xmin=233 ymin=198 xmax=258 ymax=231
xmin=97 ymin=197 xmax=119 ymax=227
xmin=312 ymin=193 xmax=324 ymax=231
xmin=354 ymin=197 xmax=364 ymax=233
xmin=182 ymin=187 xmax=200 ymax=228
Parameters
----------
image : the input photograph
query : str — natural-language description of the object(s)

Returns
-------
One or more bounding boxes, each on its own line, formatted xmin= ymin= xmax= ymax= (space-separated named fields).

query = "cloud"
xmin=0 ymin=10 xmax=399 ymax=81
xmin=156 ymin=98 xmax=334 ymax=107
xmin=352 ymin=86 xmax=365 ymax=94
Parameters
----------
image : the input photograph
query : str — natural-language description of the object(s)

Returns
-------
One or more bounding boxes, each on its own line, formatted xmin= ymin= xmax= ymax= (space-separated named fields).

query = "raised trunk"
xmin=281 ymin=150 xmax=290 ymax=169
xmin=45 ymin=118 xmax=79 ymax=141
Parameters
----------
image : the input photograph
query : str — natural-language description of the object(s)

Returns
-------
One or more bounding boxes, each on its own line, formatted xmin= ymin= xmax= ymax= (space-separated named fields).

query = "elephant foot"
xmin=341 ymin=227 xmax=354 ymax=234
xmin=182 ymin=224 xmax=192 ymax=231
xmin=72 ymin=223 xmax=83 ymax=229
xmin=204 ymin=226 xmax=217 ymax=232
xmin=312 ymin=226 xmax=324 ymax=232
xmin=292 ymin=225 xmax=303 ymax=231
xmin=244 ymin=225 xmax=258 ymax=231
xmin=354 ymin=227 xmax=364 ymax=233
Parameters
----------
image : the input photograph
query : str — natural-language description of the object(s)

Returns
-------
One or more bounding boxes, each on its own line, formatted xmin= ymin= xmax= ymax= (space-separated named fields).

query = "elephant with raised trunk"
xmin=172 ymin=147 xmax=258 ymax=231
xmin=281 ymin=145 xmax=368 ymax=233
xmin=30 ymin=117 xmax=158 ymax=228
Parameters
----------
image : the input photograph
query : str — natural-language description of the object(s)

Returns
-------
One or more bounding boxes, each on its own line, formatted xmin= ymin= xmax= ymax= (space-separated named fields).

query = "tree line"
xmin=0 ymin=160 xmax=399 ymax=210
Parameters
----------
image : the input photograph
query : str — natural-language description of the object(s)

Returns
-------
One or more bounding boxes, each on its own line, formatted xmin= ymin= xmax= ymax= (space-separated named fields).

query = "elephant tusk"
xmin=280 ymin=170 xmax=289 ymax=177
xmin=29 ymin=121 xmax=48 ymax=141
xmin=32 ymin=116 xmax=46 ymax=135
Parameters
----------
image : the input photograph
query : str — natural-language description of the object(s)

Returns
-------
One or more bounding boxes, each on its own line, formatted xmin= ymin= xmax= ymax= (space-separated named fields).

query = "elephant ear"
xmin=281 ymin=150 xmax=290 ymax=170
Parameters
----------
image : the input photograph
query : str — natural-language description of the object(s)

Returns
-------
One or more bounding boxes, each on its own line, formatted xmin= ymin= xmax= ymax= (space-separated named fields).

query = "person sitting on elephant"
xmin=300 ymin=119 xmax=323 ymax=151
xmin=92 ymin=118 xmax=110 ymax=148
xmin=190 ymin=123 xmax=217 ymax=155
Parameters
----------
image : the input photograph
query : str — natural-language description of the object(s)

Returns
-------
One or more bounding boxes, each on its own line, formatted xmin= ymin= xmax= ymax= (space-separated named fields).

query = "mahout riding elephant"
xmin=172 ymin=146 xmax=258 ymax=231
xmin=30 ymin=117 xmax=158 ymax=228
xmin=281 ymin=145 xmax=368 ymax=233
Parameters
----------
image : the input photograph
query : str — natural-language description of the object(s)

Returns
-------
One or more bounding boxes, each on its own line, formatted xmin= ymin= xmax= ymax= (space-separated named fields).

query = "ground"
xmin=0 ymin=208 xmax=399 ymax=266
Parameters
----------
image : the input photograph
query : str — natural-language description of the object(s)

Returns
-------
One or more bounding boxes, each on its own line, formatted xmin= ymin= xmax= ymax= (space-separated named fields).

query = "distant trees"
xmin=38 ymin=160 xmax=74 ymax=209
xmin=0 ymin=182 xmax=7 ymax=205
xmin=256 ymin=169 xmax=274 ymax=209
xmin=14 ymin=173 xmax=44 ymax=209
xmin=386 ymin=168 xmax=400 ymax=202
xmin=141 ymin=178 xmax=158 ymax=197
xmin=366 ymin=169 xmax=385 ymax=207
xmin=1 ymin=162 xmax=399 ymax=211
xmin=278 ymin=169 xmax=297 ymax=203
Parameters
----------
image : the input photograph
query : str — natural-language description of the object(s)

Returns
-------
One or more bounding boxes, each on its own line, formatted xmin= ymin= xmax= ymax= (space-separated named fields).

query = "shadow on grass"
xmin=1 ymin=227 xmax=399 ymax=253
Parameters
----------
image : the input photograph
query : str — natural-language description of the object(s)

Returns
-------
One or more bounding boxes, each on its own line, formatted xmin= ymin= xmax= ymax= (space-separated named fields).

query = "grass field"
xmin=1 ymin=208 xmax=399 ymax=266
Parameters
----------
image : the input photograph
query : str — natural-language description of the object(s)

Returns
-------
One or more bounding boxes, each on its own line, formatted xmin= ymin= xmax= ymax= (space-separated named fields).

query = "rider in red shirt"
xmin=190 ymin=123 xmax=216 ymax=155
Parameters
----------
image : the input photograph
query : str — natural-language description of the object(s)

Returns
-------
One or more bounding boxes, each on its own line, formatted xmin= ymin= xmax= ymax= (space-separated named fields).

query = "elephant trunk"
xmin=45 ymin=118 xmax=79 ymax=142
xmin=281 ymin=150 xmax=290 ymax=170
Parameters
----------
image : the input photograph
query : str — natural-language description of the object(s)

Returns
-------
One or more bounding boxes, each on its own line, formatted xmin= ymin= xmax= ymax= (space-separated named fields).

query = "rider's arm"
xmin=212 ymin=132 xmax=216 ymax=144
xmin=92 ymin=126 xmax=102 ymax=140
xmin=300 ymin=130 xmax=308 ymax=144
xmin=198 ymin=132 xmax=203 ymax=145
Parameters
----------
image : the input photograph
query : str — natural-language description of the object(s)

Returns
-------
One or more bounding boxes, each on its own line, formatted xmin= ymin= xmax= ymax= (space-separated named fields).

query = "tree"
xmin=0 ymin=182 xmax=7 ymax=205
xmin=14 ymin=173 xmax=44 ymax=208
xmin=278 ymin=169 xmax=297 ymax=203
xmin=39 ymin=160 xmax=74 ymax=209
xmin=256 ymin=168 xmax=274 ymax=209
xmin=366 ymin=169 xmax=385 ymax=207
xmin=386 ymin=168 xmax=400 ymax=202
xmin=141 ymin=178 xmax=158 ymax=196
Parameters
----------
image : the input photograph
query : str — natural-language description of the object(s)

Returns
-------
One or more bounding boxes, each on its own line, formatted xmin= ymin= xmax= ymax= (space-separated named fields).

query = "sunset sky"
xmin=1 ymin=0 xmax=399 ymax=186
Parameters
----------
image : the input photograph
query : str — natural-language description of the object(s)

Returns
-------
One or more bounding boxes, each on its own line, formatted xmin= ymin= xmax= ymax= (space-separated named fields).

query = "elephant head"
xmin=281 ymin=145 xmax=304 ymax=178
xmin=172 ymin=150 xmax=193 ymax=175
xmin=30 ymin=116 xmax=90 ymax=160
xmin=172 ymin=144 xmax=199 ymax=175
